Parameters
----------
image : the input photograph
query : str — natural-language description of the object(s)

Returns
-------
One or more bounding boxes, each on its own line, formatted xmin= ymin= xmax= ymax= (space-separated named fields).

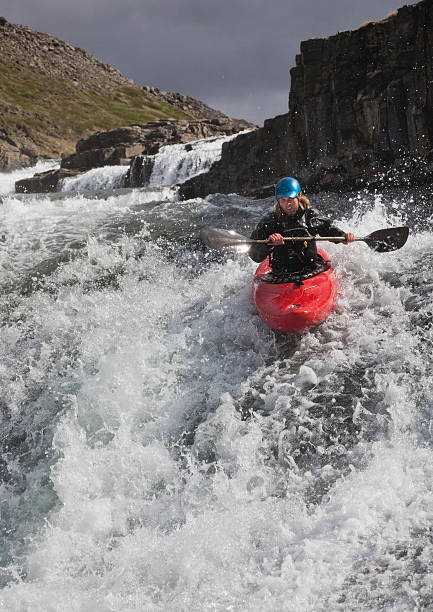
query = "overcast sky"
xmin=3 ymin=0 xmax=407 ymax=124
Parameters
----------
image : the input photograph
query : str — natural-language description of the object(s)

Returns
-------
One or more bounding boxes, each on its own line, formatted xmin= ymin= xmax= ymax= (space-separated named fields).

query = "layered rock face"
xmin=288 ymin=1 xmax=433 ymax=190
xmin=181 ymin=0 xmax=433 ymax=198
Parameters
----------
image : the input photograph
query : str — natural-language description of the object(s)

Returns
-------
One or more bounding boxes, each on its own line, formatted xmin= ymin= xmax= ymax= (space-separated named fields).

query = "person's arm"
xmin=249 ymin=215 xmax=275 ymax=262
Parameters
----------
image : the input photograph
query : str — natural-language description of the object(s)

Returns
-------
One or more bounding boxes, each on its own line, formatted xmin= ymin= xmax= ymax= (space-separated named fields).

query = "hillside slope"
xmin=0 ymin=17 xmax=239 ymax=170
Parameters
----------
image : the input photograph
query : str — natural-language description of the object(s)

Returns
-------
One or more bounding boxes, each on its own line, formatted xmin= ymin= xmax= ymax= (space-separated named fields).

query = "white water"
xmin=0 ymin=159 xmax=433 ymax=611
xmin=60 ymin=166 xmax=128 ymax=192
xmin=147 ymin=131 xmax=249 ymax=186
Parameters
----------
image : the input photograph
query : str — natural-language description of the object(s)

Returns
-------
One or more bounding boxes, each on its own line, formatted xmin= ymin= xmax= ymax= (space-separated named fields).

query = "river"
xmin=0 ymin=135 xmax=432 ymax=611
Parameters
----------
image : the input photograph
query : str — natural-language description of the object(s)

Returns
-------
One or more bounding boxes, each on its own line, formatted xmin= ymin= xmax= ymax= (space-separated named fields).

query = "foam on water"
xmin=60 ymin=166 xmax=128 ymax=192
xmin=0 ymin=185 xmax=180 ymax=288
xmin=148 ymin=131 xmax=250 ymax=186
xmin=0 ymin=165 xmax=433 ymax=610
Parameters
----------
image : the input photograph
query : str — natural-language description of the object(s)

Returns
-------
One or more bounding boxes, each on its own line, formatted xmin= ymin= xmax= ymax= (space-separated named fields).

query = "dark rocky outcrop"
xmin=287 ymin=1 xmax=433 ymax=191
xmin=181 ymin=0 xmax=433 ymax=198
xmin=15 ymin=168 xmax=81 ymax=194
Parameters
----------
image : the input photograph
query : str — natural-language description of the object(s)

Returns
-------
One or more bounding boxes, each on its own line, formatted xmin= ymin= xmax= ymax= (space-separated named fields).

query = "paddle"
xmin=200 ymin=226 xmax=409 ymax=253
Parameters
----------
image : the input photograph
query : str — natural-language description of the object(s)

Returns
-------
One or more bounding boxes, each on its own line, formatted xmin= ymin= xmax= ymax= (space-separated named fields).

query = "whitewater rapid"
xmin=1 ymin=149 xmax=433 ymax=611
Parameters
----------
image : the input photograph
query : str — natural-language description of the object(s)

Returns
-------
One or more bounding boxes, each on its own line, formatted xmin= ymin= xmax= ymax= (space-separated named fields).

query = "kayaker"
xmin=249 ymin=177 xmax=355 ymax=274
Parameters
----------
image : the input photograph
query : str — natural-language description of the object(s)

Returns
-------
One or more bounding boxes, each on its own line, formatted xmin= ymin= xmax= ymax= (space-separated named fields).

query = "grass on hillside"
xmin=0 ymin=61 xmax=194 ymax=156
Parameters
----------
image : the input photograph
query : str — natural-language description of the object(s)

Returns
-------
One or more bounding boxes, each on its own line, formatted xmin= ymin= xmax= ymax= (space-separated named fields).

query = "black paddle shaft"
xmin=200 ymin=226 xmax=409 ymax=253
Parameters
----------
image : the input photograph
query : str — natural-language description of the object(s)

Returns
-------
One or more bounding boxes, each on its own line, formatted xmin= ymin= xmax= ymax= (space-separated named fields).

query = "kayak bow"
xmin=252 ymin=249 xmax=338 ymax=333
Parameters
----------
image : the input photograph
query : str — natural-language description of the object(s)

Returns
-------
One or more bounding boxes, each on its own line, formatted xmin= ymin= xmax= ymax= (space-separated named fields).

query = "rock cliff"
xmin=288 ymin=0 xmax=433 ymax=191
xmin=181 ymin=0 xmax=433 ymax=198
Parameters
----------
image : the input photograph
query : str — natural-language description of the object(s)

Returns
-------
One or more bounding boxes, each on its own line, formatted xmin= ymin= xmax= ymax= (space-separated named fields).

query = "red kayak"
xmin=252 ymin=249 xmax=338 ymax=333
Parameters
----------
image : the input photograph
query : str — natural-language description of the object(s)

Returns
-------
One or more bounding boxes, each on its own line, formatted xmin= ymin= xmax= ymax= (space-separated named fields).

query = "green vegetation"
xmin=0 ymin=61 xmax=194 ymax=156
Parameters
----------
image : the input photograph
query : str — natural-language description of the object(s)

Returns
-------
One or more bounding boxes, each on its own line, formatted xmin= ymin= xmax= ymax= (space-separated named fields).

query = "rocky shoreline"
xmin=15 ymin=117 xmax=253 ymax=193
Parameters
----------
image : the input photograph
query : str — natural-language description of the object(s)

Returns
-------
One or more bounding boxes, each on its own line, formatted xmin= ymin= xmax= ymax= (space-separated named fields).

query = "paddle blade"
xmin=199 ymin=226 xmax=253 ymax=252
xmin=363 ymin=226 xmax=409 ymax=252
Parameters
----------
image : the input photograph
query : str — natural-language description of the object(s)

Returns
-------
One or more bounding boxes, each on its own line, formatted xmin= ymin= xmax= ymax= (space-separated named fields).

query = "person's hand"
xmin=343 ymin=232 xmax=355 ymax=244
xmin=268 ymin=233 xmax=285 ymax=246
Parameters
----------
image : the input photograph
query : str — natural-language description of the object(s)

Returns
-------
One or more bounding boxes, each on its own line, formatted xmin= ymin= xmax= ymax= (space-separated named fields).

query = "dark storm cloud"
xmin=4 ymin=0 xmax=404 ymax=123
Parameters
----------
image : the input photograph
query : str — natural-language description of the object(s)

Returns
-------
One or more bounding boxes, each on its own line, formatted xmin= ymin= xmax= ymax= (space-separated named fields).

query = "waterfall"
xmin=124 ymin=131 xmax=249 ymax=189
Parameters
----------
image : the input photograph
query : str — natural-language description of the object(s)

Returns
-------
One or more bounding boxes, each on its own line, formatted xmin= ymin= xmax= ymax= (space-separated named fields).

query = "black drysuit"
xmin=249 ymin=206 xmax=346 ymax=273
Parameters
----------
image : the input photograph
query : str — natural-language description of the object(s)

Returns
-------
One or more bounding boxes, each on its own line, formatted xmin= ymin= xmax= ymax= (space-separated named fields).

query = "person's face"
xmin=278 ymin=196 xmax=299 ymax=216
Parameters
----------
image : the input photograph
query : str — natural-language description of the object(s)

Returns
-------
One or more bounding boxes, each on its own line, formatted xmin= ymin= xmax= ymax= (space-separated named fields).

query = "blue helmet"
xmin=275 ymin=177 xmax=301 ymax=199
